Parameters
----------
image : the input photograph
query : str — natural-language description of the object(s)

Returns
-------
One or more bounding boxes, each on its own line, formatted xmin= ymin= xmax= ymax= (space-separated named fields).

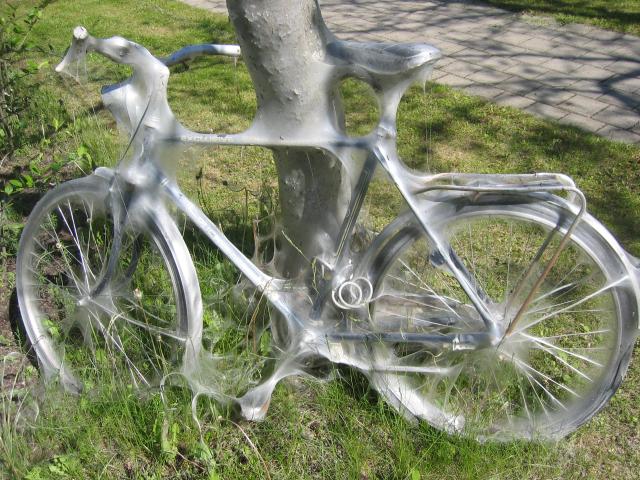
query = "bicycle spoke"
xmin=514 ymin=276 xmax=627 ymax=335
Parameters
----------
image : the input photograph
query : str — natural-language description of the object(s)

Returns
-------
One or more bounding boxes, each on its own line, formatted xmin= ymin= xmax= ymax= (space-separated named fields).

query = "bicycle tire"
xmin=16 ymin=173 xmax=202 ymax=393
xmin=360 ymin=193 xmax=637 ymax=440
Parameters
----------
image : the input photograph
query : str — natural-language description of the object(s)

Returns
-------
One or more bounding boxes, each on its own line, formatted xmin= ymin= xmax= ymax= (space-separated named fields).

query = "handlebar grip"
xmin=55 ymin=25 xmax=92 ymax=78
xmin=55 ymin=25 xmax=241 ymax=79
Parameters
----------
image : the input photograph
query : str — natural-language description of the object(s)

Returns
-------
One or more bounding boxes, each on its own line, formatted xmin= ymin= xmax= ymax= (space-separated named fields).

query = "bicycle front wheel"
xmin=16 ymin=173 xmax=201 ymax=392
xmin=363 ymin=194 xmax=637 ymax=440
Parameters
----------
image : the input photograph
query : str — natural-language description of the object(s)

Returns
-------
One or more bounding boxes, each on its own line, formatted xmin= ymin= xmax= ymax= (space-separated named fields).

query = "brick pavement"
xmin=181 ymin=0 xmax=640 ymax=144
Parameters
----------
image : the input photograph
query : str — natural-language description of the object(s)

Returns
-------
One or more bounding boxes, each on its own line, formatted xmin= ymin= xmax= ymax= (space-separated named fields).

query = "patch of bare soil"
xmin=0 ymin=254 xmax=37 ymax=395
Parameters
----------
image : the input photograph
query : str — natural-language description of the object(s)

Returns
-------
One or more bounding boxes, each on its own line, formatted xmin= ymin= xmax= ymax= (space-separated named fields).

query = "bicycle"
xmin=15 ymin=24 xmax=640 ymax=441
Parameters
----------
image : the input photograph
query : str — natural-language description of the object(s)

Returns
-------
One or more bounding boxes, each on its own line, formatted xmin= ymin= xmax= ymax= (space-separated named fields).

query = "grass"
xmin=481 ymin=0 xmax=640 ymax=36
xmin=0 ymin=0 xmax=639 ymax=478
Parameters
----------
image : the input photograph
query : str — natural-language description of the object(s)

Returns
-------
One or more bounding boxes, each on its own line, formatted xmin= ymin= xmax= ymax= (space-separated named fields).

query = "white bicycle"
xmin=15 ymin=25 xmax=640 ymax=441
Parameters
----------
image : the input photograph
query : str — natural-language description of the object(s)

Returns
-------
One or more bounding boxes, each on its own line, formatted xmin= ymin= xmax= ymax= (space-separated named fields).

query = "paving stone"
xmin=552 ymin=31 xmax=591 ymax=45
xmin=536 ymin=74 xmax=580 ymax=88
xmin=551 ymin=44 xmax=592 ymax=60
xmin=450 ymin=18 xmax=488 ymax=33
xmin=616 ymin=34 xmax=640 ymax=52
xmin=481 ymin=55 xmax=519 ymax=70
xmin=452 ymin=48 xmax=487 ymax=63
xmin=467 ymin=68 xmax=512 ymax=85
xmin=523 ymin=102 xmax=569 ymax=120
xmin=597 ymin=125 xmax=640 ymax=144
xmin=584 ymin=28 xmax=624 ymax=42
xmin=493 ymin=31 xmax=533 ymax=47
xmin=533 ymin=24 xmax=557 ymax=36
xmin=542 ymin=58 xmax=584 ymax=74
xmin=606 ymin=59 xmax=640 ymax=75
xmin=593 ymin=105 xmax=640 ymax=129
xmin=430 ymin=69 xmax=448 ymax=80
xmin=504 ymin=62 xmax=548 ymax=79
xmin=581 ymin=53 xmax=620 ymax=69
xmin=504 ymin=23 xmax=541 ymax=35
xmin=562 ymin=113 xmax=606 ymax=132
xmin=368 ymin=28 xmax=422 ymax=42
xmin=521 ymin=36 xmax=562 ymax=52
xmin=464 ymin=84 xmax=505 ymax=99
xmin=571 ymin=80 xmax=607 ymax=98
xmin=442 ymin=30 xmax=474 ymax=43
xmin=467 ymin=37 xmax=510 ymax=52
xmin=596 ymin=90 xmax=640 ymax=109
xmin=582 ymin=37 xmax=625 ymax=54
xmin=479 ymin=43 xmax=520 ymax=58
xmin=398 ymin=21 xmax=429 ymax=32
xmin=434 ymin=56 xmax=455 ymax=67
xmin=610 ymin=44 xmax=640 ymax=59
xmin=333 ymin=16 xmax=379 ymax=31
xmin=432 ymin=40 xmax=466 ymax=55
xmin=526 ymin=86 xmax=575 ymax=104
xmin=438 ymin=73 xmax=474 ymax=88
xmin=606 ymin=76 xmax=640 ymax=93
xmin=501 ymin=77 xmax=545 ymax=96
xmin=573 ymin=64 xmax=616 ymax=81
xmin=494 ymin=92 xmax=535 ymax=109
xmin=441 ymin=60 xmax=484 ymax=77
xmin=516 ymin=51 xmax=554 ymax=65
xmin=558 ymin=95 xmax=609 ymax=116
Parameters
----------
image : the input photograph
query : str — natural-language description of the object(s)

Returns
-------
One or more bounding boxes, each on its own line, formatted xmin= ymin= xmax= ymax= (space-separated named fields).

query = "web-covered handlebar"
xmin=56 ymin=25 xmax=240 ymax=78
xmin=55 ymin=26 xmax=241 ymax=154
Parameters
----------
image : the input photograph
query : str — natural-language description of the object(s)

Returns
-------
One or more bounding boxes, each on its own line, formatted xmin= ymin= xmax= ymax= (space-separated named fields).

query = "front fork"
xmin=88 ymin=168 xmax=142 ymax=298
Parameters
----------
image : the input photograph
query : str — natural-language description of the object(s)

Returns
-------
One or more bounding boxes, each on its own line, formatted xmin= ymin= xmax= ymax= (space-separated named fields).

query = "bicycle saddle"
xmin=326 ymin=40 xmax=441 ymax=75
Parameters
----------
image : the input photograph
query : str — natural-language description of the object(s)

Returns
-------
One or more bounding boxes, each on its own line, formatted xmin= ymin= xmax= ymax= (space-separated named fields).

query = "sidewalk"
xmin=181 ymin=0 xmax=640 ymax=144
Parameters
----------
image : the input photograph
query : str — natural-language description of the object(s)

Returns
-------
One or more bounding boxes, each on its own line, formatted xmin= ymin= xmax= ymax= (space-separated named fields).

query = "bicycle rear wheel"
xmin=362 ymin=194 xmax=637 ymax=440
xmin=16 ymin=174 xmax=201 ymax=392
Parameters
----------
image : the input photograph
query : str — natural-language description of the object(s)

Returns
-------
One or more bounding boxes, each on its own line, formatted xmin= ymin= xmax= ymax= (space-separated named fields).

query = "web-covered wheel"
xmin=363 ymin=194 xmax=637 ymax=440
xmin=16 ymin=173 xmax=201 ymax=392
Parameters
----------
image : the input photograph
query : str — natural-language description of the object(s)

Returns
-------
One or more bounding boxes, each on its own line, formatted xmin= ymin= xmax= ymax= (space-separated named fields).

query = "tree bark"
xmin=226 ymin=0 xmax=350 ymax=279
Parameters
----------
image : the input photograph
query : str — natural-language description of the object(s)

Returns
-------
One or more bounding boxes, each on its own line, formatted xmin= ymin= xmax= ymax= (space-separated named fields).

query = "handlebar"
xmin=53 ymin=26 xmax=439 ymax=155
xmin=55 ymin=25 xmax=240 ymax=78
xmin=54 ymin=26 xmax=242 ymax=153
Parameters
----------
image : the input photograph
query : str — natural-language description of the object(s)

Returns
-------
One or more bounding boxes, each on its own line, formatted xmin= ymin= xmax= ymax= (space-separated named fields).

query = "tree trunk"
xmin=226 ymin=0 xmax=351 ymax=279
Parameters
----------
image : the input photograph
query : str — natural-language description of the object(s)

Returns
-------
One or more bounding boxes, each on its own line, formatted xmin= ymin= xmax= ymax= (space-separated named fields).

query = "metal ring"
xmin=354 ymin=277 xmax=373 ymax=303
xmin=338 ymin=281 xmax=363 ymax=309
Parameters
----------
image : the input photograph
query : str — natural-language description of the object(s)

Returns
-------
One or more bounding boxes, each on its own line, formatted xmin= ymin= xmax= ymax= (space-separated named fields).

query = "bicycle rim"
xmin=363 ymin=195 xmax=636 ymax=440
xmin=16 ymin=175 xmax=196 ymax=392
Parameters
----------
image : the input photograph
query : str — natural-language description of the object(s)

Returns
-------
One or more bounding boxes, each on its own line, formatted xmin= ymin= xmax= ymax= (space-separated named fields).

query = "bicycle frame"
xmin=97 ymin=126 xmax=591 ymax=356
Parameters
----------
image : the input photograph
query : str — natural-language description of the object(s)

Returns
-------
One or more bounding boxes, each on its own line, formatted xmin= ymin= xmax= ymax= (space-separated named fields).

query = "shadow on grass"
xmin=477 ymin=0 xmax=640 ymax=32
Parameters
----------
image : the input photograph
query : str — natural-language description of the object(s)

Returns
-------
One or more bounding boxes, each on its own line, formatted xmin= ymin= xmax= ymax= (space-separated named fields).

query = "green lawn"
xmin=483 ymin=0 xmax=640 ymax=36
xmin=1 ymin=0 xmax=639 ymax=478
